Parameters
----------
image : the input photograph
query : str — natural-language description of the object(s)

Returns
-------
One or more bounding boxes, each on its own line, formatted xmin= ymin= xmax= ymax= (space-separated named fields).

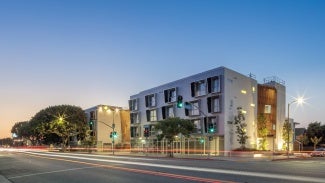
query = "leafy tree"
xmin=257 ymin=114 xmax=269 ymax=150
xmin=11 ymin=121 xmax=31 ymax=139
xmin=296 ymin=132 xmax=309 ymax=151
xmin=306 ymin=122 xmax=322 ymax=143
xmin=234 ymin=107 xmax=248 ymax=150
xmin=29 ymin=105 xmax=88 ymax=151
xmin=310 ymin=136 xmax=323 ymax=150
xmin=282 ymin=119 xmax=293 ymax=151
xmin=155 ymin=117 xmax=195 ymax=157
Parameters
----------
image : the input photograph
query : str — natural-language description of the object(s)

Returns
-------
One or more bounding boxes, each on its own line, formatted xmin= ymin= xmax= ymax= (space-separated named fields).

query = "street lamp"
xmin=108 ymin=107 xmax=119 ymax=155
xmin=287 ymin=97 xmax=304 ymax=158
xmin=96 ymin=105 xmax=120 ymax=155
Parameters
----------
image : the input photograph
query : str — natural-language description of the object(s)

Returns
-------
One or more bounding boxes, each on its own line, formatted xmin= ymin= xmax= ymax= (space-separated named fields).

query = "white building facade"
xmin=84 ymin=105 xmax=130 ymax=151
xmin=129 ymin=66 xmax=286 ymax=155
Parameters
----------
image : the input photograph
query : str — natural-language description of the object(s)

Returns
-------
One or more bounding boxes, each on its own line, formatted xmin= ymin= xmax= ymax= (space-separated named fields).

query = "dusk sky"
xmin=1 ymin=0 xmax=324 ymax=138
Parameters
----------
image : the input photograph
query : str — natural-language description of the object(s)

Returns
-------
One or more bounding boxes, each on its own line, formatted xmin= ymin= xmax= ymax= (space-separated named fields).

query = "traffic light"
xmin=208 ymin=123 xmax=214 ymax=133
xmin=110 ymin=132 xmax=117 ymax=138
xmin=144 ymin=128 xmax=149 ymax=137
xmin=89 ymin=120 xmax=94 ymax=130
xmin=199 ymin=138 xmax=205 ymax=144
xmin=113 ymin=131 xmax=117 ymax=138
xmin=177 ymin=95 xmax=183 ymax=108
xmin=89 ymin=120 xmax=94 ymax=125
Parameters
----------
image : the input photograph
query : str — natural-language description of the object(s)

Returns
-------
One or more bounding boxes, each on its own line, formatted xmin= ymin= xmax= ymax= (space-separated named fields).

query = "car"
xmin=311 ymin=148 xmax=325 ymax=157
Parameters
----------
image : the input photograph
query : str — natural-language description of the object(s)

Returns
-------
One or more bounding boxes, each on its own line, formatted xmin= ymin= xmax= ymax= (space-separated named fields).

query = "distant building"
xmin=129 ymin=66 xmax=286 ymax=155
xmin=84 ymin=105 xmax=130 ymax=150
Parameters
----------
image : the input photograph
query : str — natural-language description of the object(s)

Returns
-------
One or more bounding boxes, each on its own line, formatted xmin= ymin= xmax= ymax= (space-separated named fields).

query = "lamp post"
xmin=287 ymin=97 xmax=304 ymax=158
xmin=98 ymin=106 xmax=120 ymax=155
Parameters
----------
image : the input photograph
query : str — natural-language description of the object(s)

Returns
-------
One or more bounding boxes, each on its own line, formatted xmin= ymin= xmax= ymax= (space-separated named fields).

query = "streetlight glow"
xmin=286 ymin=96 xmax=305 ymax=158
xmin=297 ymin=97 xmax=304 ymax=104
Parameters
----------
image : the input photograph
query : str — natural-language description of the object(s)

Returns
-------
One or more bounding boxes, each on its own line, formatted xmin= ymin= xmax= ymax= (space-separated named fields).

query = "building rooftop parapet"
xmin=263 ymin=76 xmax=285 ymax=86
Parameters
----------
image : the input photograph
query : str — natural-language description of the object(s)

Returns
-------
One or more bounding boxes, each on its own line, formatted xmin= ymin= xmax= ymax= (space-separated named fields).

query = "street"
xmin=0 ymin=150 xmax=324 ymax=183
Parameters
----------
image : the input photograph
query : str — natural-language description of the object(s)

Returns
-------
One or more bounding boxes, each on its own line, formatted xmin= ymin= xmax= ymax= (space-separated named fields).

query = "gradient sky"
xmin=1 ymin=0 xmax=324 ymax=138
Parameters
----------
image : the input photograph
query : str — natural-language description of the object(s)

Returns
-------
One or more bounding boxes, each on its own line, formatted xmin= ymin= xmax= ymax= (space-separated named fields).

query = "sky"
xmin=1 ymin=0 xmax=324 ymax=138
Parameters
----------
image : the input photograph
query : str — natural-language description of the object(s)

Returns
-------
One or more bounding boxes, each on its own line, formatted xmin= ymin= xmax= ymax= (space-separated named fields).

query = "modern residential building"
xmin=129 ymin=66 xmax=286 ymax=155
xmin=84 ymin=105 xmax=130 ymax=151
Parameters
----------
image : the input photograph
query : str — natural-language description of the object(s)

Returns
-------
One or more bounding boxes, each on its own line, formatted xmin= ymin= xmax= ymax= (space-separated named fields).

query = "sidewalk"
xmin=89 ymin=150 xmax=311 ymax=162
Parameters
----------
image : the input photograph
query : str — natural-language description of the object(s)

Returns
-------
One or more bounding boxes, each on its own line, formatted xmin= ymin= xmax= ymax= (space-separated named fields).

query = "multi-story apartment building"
xmin=129 ymin=66 xmax=286 ymax=155
xmin=84 ymin=105 xmax=130 ymax=151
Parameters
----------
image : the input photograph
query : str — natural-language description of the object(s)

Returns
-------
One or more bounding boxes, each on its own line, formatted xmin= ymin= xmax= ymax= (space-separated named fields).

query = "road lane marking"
xmin=36 ymin=151 xmax=170 ymax=161
xmin=22 ymin=151 xmax=325 ymax=183
xmin=18 ymin=153 xmax=233 ymax=183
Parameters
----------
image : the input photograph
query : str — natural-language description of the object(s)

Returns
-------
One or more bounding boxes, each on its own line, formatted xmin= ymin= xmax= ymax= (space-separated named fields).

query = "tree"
xmin=257 ymin=114 xmax=269 ymax=150
xmin=296 ymin=132 xmax=309 ymax=151
xmin=282 ymin=120 xmax=293 ymax=151
xmin=29 ymin=105 xmax=88 ymax=151
xmin=11 ymin=121 xmax=31 ymax=139
xmin=306 ymin=122 xmax=322 ymax=142
xmin=155 ymin=117 xmax=195 ymax=157
xmin=234 ymin=107 xmax=248 ymax=150
xmin=310 ymin=136 xmax=323 ymax=150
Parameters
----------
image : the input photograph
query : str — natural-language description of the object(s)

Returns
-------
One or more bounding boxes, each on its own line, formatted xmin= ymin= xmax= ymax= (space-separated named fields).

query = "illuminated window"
xmin=264 ymin=105 xmax=271 ymax=113
xmin=250 ymin=103 xmax=255 ymax=107
xmin=252 ymin=86 xmax=256 ymax=93
xmin=241 ymin=90 xmax=247 ymax=94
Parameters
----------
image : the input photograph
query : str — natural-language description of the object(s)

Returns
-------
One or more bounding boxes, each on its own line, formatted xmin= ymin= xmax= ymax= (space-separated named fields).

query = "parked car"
xmin=311 ymin=148 xmax=325 ymax=157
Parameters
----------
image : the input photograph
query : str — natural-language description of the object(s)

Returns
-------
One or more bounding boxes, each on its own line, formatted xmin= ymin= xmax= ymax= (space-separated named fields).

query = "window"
xmin=145 ymin=94 xmax=156 ymax=107
xmin=130 ymin=112 xmax=140 ymax=124
xmin=129 ymin=99 xmax=138 ymax=111
xmin=162 ymin=105 xmax=174 ymax=119
xmin=146 ymin=109 xmax=157 ymax=122
xmin=191 ymin=80 xmax=206 ymax=97
xmin=130 ymin=127 xmax=139 ymax=137
xmin=207 ymin=96 xmax=221 ymax=113
xmin=164 ymin=88 xmax=177 ymax=103
xmin=90 ymin=111 xmax=96 ymax=120
xmin=207 ymin=76 xmax=221 ymax=93
xmin=185 ymin=101 xmax=200 ymax=116
xmin=192 ymin=119 xmax=202 ymax=134
xmin=265 ymin=105 xmax=271 ymax=113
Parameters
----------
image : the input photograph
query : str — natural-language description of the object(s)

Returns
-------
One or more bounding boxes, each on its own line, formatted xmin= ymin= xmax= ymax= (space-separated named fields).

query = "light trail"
xmin=16 ymin=152 xmax=233 ymax=183
xmin=21 ymin=151 xmax=325 ymax=183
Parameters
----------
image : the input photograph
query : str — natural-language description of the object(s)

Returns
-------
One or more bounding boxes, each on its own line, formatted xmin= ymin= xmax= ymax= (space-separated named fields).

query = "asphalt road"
xmin=0 ymin=150 xmax=324 ymax=183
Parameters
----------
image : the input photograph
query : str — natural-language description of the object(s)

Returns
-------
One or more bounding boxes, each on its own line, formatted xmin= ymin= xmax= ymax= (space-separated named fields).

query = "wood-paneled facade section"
xmin=257 ymin=84 xmax=277 ymax=136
